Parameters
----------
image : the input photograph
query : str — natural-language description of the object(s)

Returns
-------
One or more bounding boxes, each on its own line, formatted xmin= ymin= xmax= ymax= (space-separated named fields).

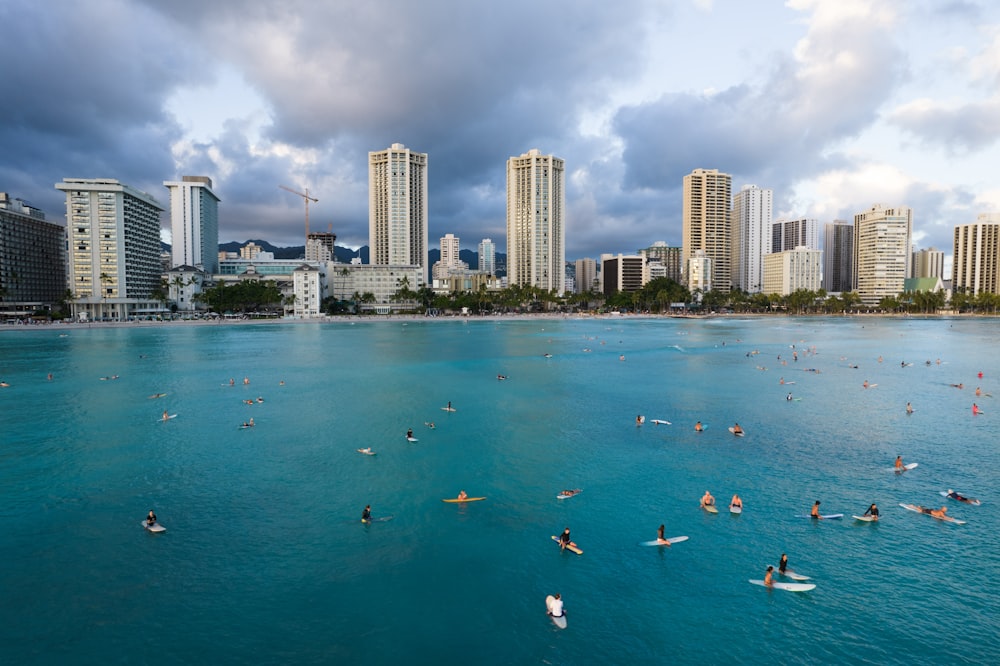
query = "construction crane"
xmin=279 ymin=185 xmax=319 ymax=239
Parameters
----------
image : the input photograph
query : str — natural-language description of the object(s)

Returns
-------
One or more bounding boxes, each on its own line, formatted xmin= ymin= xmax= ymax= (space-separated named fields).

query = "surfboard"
xmin=148 ymin=393 xmax=167 ymax=399
xmin=892 ymin=462 xmax=918 ymax=473
xmin=545 ymin=595 xmax=567 ymax=629
xmin=797 ymin=513 xmax=843 ymax=519
xmin=362 ymin=515 xmax=394 ymax=524
xmin=406 ymin=437 xmax=418 ymax=442
xmin=899 ymin=503 xmax=965 ymax=524
xmin=774 ymin=568 xmax=811 ymax=581
xmin=730 ymin=505 xmax=743 ymax=515
xmin=141 ymin=520 xmax=166 ymax=533
xmin=639 ymin=536 xmax=689 ymax=546
xmin=852 ymin=515 xmax=877 ymax=522
xmin=357 ymin=449 xmax=376 ymax=455
xmin=551 ymin=535 xmax=583 ymax=555
xmin=441 ymin=407 xmax=456 ymax=412
xmin=702 ymin=504 xmax=719 ymax=514
xmin=557 ymin=489 xmax=582 ymax=499
xmin=159 ymin=414 xmax=177 ymax=422
xmin=939 ymin=491 xmax=981 ymax=506
xmin=728 ymin=427 xmax=745 ymax=436
xmin=442 ymin=497 xmax=486 ymax=503
xmin=650 ymin=419 xmax=671 ymax=425
xmin=750 ymin=579 xmax=816 ymax=592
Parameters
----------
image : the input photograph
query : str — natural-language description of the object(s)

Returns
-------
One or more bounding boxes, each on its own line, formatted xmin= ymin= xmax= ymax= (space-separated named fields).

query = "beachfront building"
xmin=952 ymin=214 xmax=1000 ymax=295
xmin=164 ymin=176 xmax=220 ymax=274
xmin=478 ymin=238 xmax=496 ymax=276
xmin=639 ymin=242 xmax=682 ymax=283
xmin=166 ymin=265 xmax=208 ymax=312
xmin=853 ymin=204 xmax=913 ymax=306
xmin=0 ymin=192 xmax=67 ymax=317
xmin=823 ymin=220 xmax=854 ymax=293
xmin=291 ymin=264 xmax=324 ymax=317
xmin=731 ymin=185 xmax=772 ymax=293
xmin=56 ymin=178 xmax=165 ymax=321
xmin=687 ymin=250 xmax=712 ymax=298
xmin=327 ymin=263 xmax=424 ymax=314
xmin=369 ymin=143 xmax=429 ymax=278
xmin=772 ymin=217 xmax=819 ymax=253
xmin=762 ymin=246 xmax=823 ymax=296
xmin=305 ymin=231 xmax=337 ymax=262
xmin=574 ymin=258 xmax=597 ymax=294
xmin=682 ymin=168 xmax=732 ymax=291
xmin=506 ymin=149 xmax=566 ymax=295
xmin=911 ymin=247 xmax=944 ymax=279
xmin=601 ymin=254 xmax=645 ymax=296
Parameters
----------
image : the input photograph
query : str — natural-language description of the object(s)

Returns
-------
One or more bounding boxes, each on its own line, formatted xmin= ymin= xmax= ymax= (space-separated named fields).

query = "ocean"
xmin=1 ymin=316 xmax=997 ymax=665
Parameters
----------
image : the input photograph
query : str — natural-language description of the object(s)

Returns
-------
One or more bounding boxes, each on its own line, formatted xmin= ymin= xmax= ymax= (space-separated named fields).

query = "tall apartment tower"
xmin=506 ymin=149 xmax=566 ymax=294
xmin=433 ymin=232 xmax=466 ymax=280
xmin=682 ymin=168 xmax=732 ymax=291
xmin=953 ymin=214 xmax=1000 ymax=295
xmin=911 ymin=247 xmax=944 ymax=279
xmin=731 ymin=185 xmax=772 ymax=293
xmin=853 ymin=204 xmax=912 ymax=306
xmin=55 ymin=178 xmax=165 ymax=321
xmin=823 ymin=220 xmax=854 ymax=292
xmin=478 ymin=238 xmax=496 ymax=275
xmin=574 ymin=257 xmax=597 ymax=293
xmin=639 ymin=242 xmax=683 ymax=283
xmin=164 ymin=176 xmax=220 ymax=273
xmin=0 ymin=192 xmax=67 ymax=309
xmin=771 ymin=218 xmax=819 ymax=253
xmin=369 ymin=143 xmax=428 ymax=274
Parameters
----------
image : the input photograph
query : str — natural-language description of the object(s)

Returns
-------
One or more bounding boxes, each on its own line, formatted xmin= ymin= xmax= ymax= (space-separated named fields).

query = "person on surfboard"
xmin=700 ymin=491 xmax=715 ymax=508
xmin=361 ymin=505 xmax=372 ymax=523
xmin=894 ymin=455 xmax=905 ymax=471
xmin=695 ymin=421 xmax=703 ymax=432
xmin=657 ymin=524 xmax=670 ymax=546
xmin=732 ymin=423 xmax=743 ymax=435
xmin=778 ymin=554 xmax=789 ymax=574
xmin=558 ymin=527 xmax=573 ymax=550
xmin=548 ymin=593 xmax=564 ymax=618
xmin=406 ymin=428 xmax=413 ymax=439
xmin=810 ymin=501 xmax=822 ymax=519
xmin=764 ymin=565 xmax=775 ymax=586
xmin=162 ymin=410 xmax=169 ymax=421
xmin=730 ymin=494 xmax=743 ymax=510
xmin=863 ymin=503 xmax=879 ymax=520
xmin=947 ymin=489 xmax=973 ymax=503
xmin=146 ymin=510 xmax=157 ymax=526
xmin=457 ymin=490 xmax=467 ymax=500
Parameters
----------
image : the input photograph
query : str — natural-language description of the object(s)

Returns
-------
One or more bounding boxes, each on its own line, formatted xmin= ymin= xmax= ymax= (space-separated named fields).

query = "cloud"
xmin=889 ymin=97 xmax=1000 ymax=152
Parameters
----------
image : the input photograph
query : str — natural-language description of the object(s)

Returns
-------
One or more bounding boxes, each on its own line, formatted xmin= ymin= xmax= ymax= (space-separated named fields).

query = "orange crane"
xmin=279 ymin=185 xmax=318 ymax=239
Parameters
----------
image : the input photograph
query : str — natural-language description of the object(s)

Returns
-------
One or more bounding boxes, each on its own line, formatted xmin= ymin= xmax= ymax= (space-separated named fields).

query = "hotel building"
xmin=853 ymin=204 xmax=912 ymax=306
xmin=0 ymin=192 xmax=67 ymax=314
xmin=682 ymin=168 xmax=732 ymax=291
xmin=952 ymin=214 xmax=1000 ymax=295
xmin=506 ymin=149 xmax=566 ymax=294
xmin=369 ymin=143 xmax=428 ymax=275
xmin=823 ymin=220 xmax=854 ymax=293
xmin=731 ymin=185 xmax=772 ymax=293
xmin=164 ymin=176 xmax=220 ymax=274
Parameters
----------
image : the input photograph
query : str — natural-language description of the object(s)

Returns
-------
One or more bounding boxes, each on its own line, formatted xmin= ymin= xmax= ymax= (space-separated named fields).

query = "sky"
xmin=2 ymin=0 xmax=999 ymax=265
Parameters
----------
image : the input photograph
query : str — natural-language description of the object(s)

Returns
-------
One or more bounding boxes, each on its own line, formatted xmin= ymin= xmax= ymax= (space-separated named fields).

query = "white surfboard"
xmin=939 ymin=491 xmax=981 ymax=506
xmin=557 ymin=489 xmax=582 ymax=500
xmin=749 ymin=579 xmax=815 ymax=592
xmin=797 ymin=513 xmax=843 ymax=519
xmin=441 ymin=407 xmax=456 ymax=412
xmin=730 ymin=505 xmax=743 ymax=515
xmin=852 ymin=515 xmax=878 ymax=522
xmin=899 ymin=503 xmax=965 ymax=524
xmin=639 ymin=536 xmax=689 ymax=546
xmin=406 ymin=436 xmax=418 ymax=442
xmin=357 ymin=449 xmax=376 ymax=456
xmin=650 ymin=419 xmax=671 ymax=425
xmin=142 ymin=520 xmax=166 ymax=533
xmin=772 ymin=567 xmax=810 ymax=581
xmin=728 ymin=427 xmax=745 ymax=436
xmin=545 ymin=595 xmax=567 ymax=629
xmin=159 ymin=414 xmax=177 ymax=422
xmin=892 ymin=462 xmax=918 ymax=473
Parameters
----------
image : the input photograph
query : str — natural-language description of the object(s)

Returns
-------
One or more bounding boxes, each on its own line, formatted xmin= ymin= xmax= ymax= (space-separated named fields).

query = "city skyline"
xmin=2 ymin=1 xmax=999 ymax=262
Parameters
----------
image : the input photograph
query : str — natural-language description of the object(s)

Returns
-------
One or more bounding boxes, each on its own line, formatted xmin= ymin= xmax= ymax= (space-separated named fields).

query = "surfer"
xmin=656 ymin=524 xmax=669 ymax=545
xmin=146 ymin=510 xmax=157 ymax=526
xmin=786 ymin=392 xmax=793 ymax=401
xmin=810 ymin=500 xmax=822 ymax=519
xmin=930 ymin=506 xmax=948 ymax=519
xmin=700 ymin=490 xmax=715 ymax=508
xmin=457 ymin=490 xmax=467 ymax=500
xmin=361 ymin=505 xmax=372 ymax=523
xmin=547 ymin=593 xmax=564 ymax=618
xmin=162 ymin=410 xmax=169 ymax=421
xmin=730 ymin=494 xmax=743 ymax=510
xmin=972 ymin=403 xmax=981 ymax=415
xmin=975 ymin=386 xmax=982 ymax=396
xmin=764 ymin=565 xmax=775 ymax=586
xmin=636 ymin=415 xmax=644 ymax=426
xmin=695 ymin=421 xmax=703 ymax=432
xmin=558 ymin=527 xmax=573 ymax=551
xmin=778 ymin=554 xmax=789 ymax=574
xmin=560 ymin=489 xmax=579 ymax=497
xmin=424 ymin=422 xmax=435 ymax=429
xmin=894 ymin=455 xmax=905 ymax=471
xmin=950 ymin=383 xmax=964 ymax=389
xmin=229 ymin=378 xmax=235 ymax=386
xmin=497 ymin=374 xmax=507 ymax=380
xmin=863 ymin=503 xmax=879 ymax=520
xmin=863 ymin=380 xmax=869 ymax=389
xmin=947 ymin=490 xmax=972 ymax=503
xmin=906 ymin=402 xmax=913 ymax=414
xmin=732 ymin=423 xmax=743 ymax=435
xmin=406 ymin=428 xmax=413 ymax=439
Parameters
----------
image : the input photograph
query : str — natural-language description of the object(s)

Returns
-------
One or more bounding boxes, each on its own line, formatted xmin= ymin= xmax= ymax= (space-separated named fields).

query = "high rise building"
xmin=506 ymin=149 xmax=566 ymax=294
xmin=687 ymin=250 xmax=712 ymax=296
xmin=478 ymin=238 xmax=496 ymax=276
xmin=305 ymin=231 xmax=337 ymax=262
xmin=762 ymin=246 xmax=823 ymax=296
xmin=911 ymin=247 xmax=944 ymax=279
xmin=952 ymin=214 xmax=1000 ymax=295
xmin=639 ymin=242 xmax=683 ymax=283
xmin=0 ymin=192 xmax=67 ymax=312
xmin=682 ymin=168 xmax=732 ymax=291
xmin=771 ymin=217 xmax=819 ymax=253
xmin=574 ymin=257 xmax=597 ymax=294
xmin=823 ymin=220 xmax=854 ymax=293
xmin=853 ymin=204 xmax=912 ymax=306
xmin=433 ymin=233 xmax=467 ymax=280
xmin=369 ymin=143 xmax=428 ymax=275
xmin=731 ymin=185 xmax=772 ymax=293
xmin=56 ymin=178 xmax=165 ymax=321
xmin=601 ymin=254 xmax=645 ymax=296
xmin=164 ymin=176 xmax=220 ymax=273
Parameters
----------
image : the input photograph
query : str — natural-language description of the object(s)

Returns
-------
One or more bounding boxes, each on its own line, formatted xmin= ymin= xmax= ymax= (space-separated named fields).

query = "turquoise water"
xmin=1 ymin=317 xmax=998 ymax=665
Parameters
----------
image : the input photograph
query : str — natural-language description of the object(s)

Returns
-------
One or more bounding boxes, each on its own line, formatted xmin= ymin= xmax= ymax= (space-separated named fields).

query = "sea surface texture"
xmin=1 ymin=317 xmax=997 ymax=665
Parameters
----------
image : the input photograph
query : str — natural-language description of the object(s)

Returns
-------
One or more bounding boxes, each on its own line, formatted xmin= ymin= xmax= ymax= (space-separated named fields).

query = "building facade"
xmin=771 ymin=217 xmax=819 ymax=253
xmin=369 ymin=143 xmax=428 ymax=276
xmin=762 ymin=246 xmax=823 ymax=296
xmin=682 ymin=168 xmax=732 ymax=291
xmin=56 ymin=178 xmax=165 ymax=321
xmin=823 ymin=220 xmax=854 ymax=293
xmin=305 ymin=231 xmax=337 ymax=262
xmin=478 ymin=238 xmax=496 ymax=275
xmin=639 ymin=242 xmax=683 ymax=283
xmin=952 ymin=214 xmax=1000 ymax=296
xmin=506 ymin=149 xmax=566 ymax=294
xmin=853 ymin=204 xmax=912 ymax=306
xmin=433 ymin=233 xmax=467 ymax=280
xmin=164 ymin=176 xmax=220 ymax=274
xmin=687 ymin=250 xmax=712 ymax=296
xmin=0 ymin=192 xmax=67 ymax=314
xmin=574 ymin=257 xmax=597 ymax=294
xmin=731 ymin=185 xmax=772 ymax=293
xmin=291 ymin=264 xmax=324 ymax=317
xmin=601 ymin=254 xmax=645 ymax=296
xmin=911 ymin=247 xmax=944 ymax=279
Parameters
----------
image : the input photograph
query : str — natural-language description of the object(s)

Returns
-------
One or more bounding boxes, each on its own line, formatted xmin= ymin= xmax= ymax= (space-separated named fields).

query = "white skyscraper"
xmin=164 ymin=176 xmax=220 ymax=273
xmin=853 ymin=204 xmax=912 ymax=306
xmin=478 ymin=238 xmax=496 ymax=275
xmin=731 ymin=184 xmax=772 ymax=293
xmin=433 ymin=232 xmax=467 ymax=280
xmin=506 ymin=149 xmax=565 ymax=294
xmin=953 ymin=213 xmax=1000 ymax=295
xmin=369 ymin=143 xmax=428 ymax=274
xmin=682 ymin=168 xmax=732 ymax=291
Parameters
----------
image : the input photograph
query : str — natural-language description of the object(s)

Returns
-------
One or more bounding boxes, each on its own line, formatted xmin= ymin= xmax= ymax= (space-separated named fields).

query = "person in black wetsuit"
xmin=361 ymin=505 xmax=372 ymax=523
xmin=558 ymin=527 xmax=572 ymax=550
xmin=146 ymin=510 xmax=157 ymax=526
xmin=778 ymin=553 xmax=789 ymax=574
xmin=863 ymin=503 xmax=879 ymax=520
